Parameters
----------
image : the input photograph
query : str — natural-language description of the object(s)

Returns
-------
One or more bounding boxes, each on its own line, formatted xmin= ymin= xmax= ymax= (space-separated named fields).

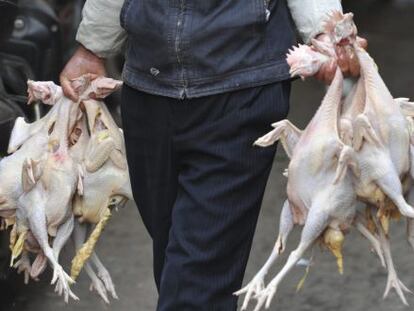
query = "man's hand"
xmin=60 ymin=45 xmax=106 ymax=101
xmin=314 ymin=34 xmax=368 ymax=84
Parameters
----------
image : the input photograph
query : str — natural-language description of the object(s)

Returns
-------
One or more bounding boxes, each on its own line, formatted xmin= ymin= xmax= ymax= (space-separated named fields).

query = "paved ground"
xmin=1 ymin=1 xmax=414 ymax=311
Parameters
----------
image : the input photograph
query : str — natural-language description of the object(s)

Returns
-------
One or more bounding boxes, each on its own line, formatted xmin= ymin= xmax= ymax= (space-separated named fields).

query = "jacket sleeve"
xmin=287 ymin=0 xmax=342 ymax=44
xmin=76 ymin=0 xmax=127 ymax=58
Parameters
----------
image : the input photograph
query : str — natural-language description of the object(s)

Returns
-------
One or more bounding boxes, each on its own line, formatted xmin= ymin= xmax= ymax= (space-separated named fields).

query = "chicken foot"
xmin=52 ymin=215 xmax=75 ymax=295
xmin=21 ymin=184 xmax=78 ymax=302
xmin=234 ymin=200 xmax=294 ymax=310
xmin=254 ymin=206 xmax=331 ymax=310
xmin=89 ymin=251 xmax=119 ymax=300
xmin=13 ymin=250 xmax=31 ymax=284
xmin=73 ymin=220 xmax=117 ymax=302
xmin=370 ymin=207 xmax=411 ymax=305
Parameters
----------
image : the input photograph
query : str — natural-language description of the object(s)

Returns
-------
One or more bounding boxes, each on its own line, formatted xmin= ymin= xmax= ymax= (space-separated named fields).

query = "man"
xmin=60 ymin=1 xmax=360 ymax=309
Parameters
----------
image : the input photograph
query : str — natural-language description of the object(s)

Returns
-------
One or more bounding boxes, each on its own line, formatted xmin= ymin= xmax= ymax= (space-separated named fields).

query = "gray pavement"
xmin=2 ymin=2 xmax=414 ymax=311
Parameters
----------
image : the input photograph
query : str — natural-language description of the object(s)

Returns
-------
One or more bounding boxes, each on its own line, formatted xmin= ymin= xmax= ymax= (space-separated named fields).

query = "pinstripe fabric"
xmin=121 ymin=81 xmax=291 ymax=310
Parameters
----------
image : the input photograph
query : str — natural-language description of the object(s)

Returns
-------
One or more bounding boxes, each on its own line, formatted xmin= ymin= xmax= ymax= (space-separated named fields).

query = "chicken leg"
xmin=19 ymin=173 xmax=78 ymax=302
xmin=370 ymin=207 xmax=411 ymax=305
xmin=52 ymin=215 xmax=75 ymax=295
xmin=72 ymin=220 xmax=117 ymax=303
xmin=255 ymin=207 xmax=330 ymax=310
xmin=234 ymin=200 xmax=294 ymax=310
xmin=354 ymin=212 xmax=385 ymax=267
xmin=13 ymin=250 xmax=31 ymax=284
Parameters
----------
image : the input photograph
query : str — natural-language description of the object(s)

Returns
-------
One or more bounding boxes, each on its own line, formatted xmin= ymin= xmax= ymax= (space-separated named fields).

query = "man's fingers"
xmin=71 ymin=73 xmax=99 ymax=83
xmin=60 ymin=76 xmax=79 ymax=102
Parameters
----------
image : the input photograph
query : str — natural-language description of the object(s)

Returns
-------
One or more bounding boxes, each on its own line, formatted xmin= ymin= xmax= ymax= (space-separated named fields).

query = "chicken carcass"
xmin=339 ymin=61 xmax=413 ymax=303
xmin=0 ymin=74 xmax=131 ymax=303
xmin=71 ymin=101 xmax=132 ymax=281
xmin=236 ymin=69 xmax=359 ymax=310
xmin=285 ymin=30 xmax=414 ymax=308
xmin=289 ymin=13 xmax=414 ymax=220
xmin=67 ymin=111 xmax=120 ymax=303
xmin=17 ymin=90 xmax=81 ymax=302
xmin=0 ymin=81 xmax=62 ymax=220
xmin=349 ymin=46 xmax=412 ymax=217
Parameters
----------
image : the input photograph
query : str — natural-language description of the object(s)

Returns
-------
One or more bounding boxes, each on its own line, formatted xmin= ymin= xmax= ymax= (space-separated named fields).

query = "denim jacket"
xmin=77 ymin=0 xmax=342 ymax=98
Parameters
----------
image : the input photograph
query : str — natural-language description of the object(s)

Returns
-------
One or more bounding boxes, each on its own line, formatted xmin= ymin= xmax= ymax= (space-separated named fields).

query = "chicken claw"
xmin=235 ymin=272 xmax=266 ymax=310
xmin=51 ymin=265 xmax=78 ymax=303
xmin=13 ymin=251 xmax=31 ymax=284
xmin=95 ymin=259 xmax=118 ymax=300
xmin=89 ymin=272 xmax=110 ymax=304
xmin=235 ymin=201 xmax=293 ymax=310
xmin=383 ymin=269 xmax=411 ymax=306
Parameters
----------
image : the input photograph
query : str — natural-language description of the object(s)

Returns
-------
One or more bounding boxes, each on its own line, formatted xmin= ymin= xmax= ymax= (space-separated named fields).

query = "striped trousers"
xmin=120 ymin=81 xmax=291 ymax=311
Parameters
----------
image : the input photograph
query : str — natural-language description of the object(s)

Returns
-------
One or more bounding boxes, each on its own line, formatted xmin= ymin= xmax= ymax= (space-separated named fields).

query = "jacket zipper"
xmin=264 ymin=0 xmax=270 ymax=21
xmin=175 ymin=0 xmax=187 ymax=98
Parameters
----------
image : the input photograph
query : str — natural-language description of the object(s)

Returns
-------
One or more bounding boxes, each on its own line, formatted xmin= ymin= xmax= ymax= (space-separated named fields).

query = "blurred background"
xmin=0 ymin=0 xmax=413 ymax=310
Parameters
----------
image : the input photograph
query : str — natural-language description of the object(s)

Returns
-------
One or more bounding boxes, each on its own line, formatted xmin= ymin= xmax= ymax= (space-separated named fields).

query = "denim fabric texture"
xmin=120 ymin=0 xmax=296 ymax=98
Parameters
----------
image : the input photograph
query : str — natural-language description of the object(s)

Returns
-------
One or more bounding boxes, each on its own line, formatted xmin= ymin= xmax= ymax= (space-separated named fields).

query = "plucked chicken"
xmin=0 ymin=75 xmax=131 ymax=303
xmin=236 ymin=10 xmax=414 ymax=310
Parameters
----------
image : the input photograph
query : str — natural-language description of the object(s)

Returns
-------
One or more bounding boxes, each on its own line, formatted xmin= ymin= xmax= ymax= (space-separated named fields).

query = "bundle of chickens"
xmin=0 ymin=75 xmax=132 ymax=303
xmin=236 ymin=11 xmax=414 ymax=311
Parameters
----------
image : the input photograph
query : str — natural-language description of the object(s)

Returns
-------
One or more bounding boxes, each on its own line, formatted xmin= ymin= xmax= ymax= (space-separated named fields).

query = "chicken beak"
xmin=323 ymin=228 xmax=345 ymax=275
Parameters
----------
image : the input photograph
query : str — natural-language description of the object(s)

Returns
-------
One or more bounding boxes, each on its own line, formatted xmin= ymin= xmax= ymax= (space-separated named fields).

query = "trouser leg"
xmin=158 ymin=81 xmax=291 ymax=310
xmin=121 ymin=85 xmax=178 ymax=290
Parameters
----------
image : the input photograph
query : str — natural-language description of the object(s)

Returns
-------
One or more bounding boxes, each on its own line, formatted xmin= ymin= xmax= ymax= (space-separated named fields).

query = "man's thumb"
xmin=60 ymin=76 xmax=79 ymax=102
